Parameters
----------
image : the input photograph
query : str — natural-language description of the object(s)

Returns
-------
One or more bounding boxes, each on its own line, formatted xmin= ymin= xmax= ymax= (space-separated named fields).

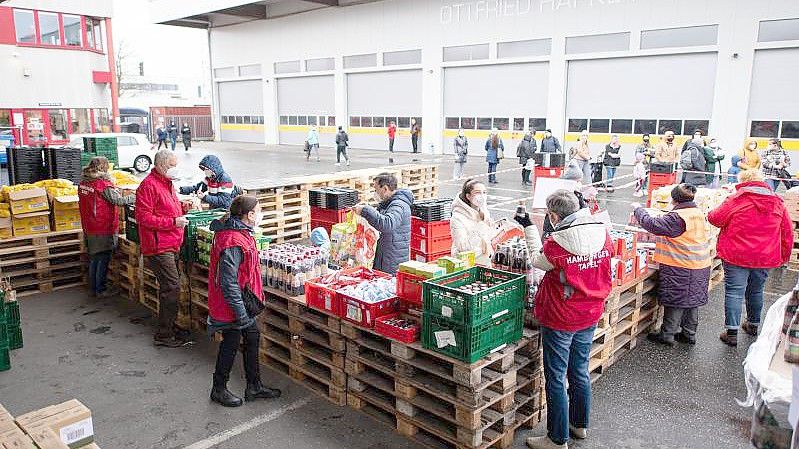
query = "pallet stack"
xmin=188 ymin=264 xmax=210 ymax=332
xmin=258 ymin=289 xmax=348 ymax=405
xmin=242 ymin=184 xmax=310 ymax=244
xmin=0 ymin=230 xmax=85 ymax=297
xmin=344 ymin=322 xmax=543 ymax=449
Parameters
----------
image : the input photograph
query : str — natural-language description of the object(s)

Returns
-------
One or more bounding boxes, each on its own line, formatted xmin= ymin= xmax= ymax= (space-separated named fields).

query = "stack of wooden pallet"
xmin=258 ymin=288 xmax=348 ymax=405
xmin=107 ymin=237 xmax=139 ymax=300
xmin=188 ymin=264 xmax=210 ymax=332
xmin=343 ymin=322 xmax=542 ymax=449
xmin=241 ymin=183 xmax=310 ymax=244
xmin=254 ymin=288 xmax=546 ymax=449
xmin=0 ymin=230 xmax=85 ymax=297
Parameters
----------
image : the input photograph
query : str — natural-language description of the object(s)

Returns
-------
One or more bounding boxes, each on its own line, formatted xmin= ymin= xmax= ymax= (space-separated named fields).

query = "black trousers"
xmin=411 ymin=135 xmax=418 ymax=153
xmin=214 ymin=323 xmax=260 ymax=388
xmin=522 ymin=168 xmax=531 ymax=184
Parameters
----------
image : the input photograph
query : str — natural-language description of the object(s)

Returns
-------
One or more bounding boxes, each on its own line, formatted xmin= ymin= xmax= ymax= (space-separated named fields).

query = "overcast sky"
xmin=112 ymin=0 xmax=209 ymax=83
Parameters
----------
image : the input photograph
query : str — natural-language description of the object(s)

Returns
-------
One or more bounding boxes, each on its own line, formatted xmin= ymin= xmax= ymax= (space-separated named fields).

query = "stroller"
xmin=590 ymin=158 xmax=604 ymax=189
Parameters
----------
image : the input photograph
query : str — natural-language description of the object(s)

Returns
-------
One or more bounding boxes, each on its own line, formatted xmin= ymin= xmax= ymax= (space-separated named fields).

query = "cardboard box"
xmin=616 ymin=258 xmax=636 ymax=286
xmin=610 ymin=230 xmax=637 ymax=258
xmin=16 ymin=400 xmax=92 ymax=449
xmin=635 ymin=249 xmax=648 ymax=278
xmin=8 ymin=189 xmax=49 ymax=215
xmin=51 ymin=195 xmax=79 ymax=212
xmin=53 ymin=210 xmax=81 ymax=232
xmin=0 ymin=217 xmax=11 ymax=240
xmin=12 ymin=212 xmax=50 ymax=237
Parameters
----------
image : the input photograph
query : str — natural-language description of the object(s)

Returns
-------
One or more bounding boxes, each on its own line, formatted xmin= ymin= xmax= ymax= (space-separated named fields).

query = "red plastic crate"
xmin=305 ymin=279 xmax=341 ymax=316
xmin=410 ymin=217 xmax=451 ymax=239
xmin=411 ymin=234 xmax=453 ymax=255
xmin=410 ymin=248 xmax=450 ymax=263
xmin=534 ymin=166 xmax=564 ymax=179
xmin=311 ymin=206 xmax=350 ymax=224
xmin=305 ymin=267 xmax=390 ymax=316
xmin=340 ymin=294 xmax=398 ymax=328
xmin=396 ymin=270 xmax=425 ymax=306
xmin=375 ymin=313 xmax=420 ymax=343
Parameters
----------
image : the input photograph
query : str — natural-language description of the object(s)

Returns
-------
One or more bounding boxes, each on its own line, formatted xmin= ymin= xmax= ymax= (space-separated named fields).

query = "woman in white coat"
xmin=450 ymin=179 xmax=496 ymax=266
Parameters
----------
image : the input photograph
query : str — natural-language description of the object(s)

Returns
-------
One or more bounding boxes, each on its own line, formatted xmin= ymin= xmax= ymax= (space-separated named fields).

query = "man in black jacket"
xmin=335 ymin=126 xmax=350 ymax=167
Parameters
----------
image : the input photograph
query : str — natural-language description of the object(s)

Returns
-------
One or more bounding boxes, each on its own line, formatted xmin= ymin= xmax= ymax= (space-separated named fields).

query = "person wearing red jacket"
xmin=207 ymin=195 xmax=281 ymax=407
xmin=515 ymin=190 xmax=613 ymax=449
xmin=387 ymin=121 xmax=397 ymax=153
xmin=78 ymin=157 xmax=135 ymax=298
xmin=136 ymin=149 xmax=190 ymax=348
xmin=709 ymin=169 xmax=794 ymax=347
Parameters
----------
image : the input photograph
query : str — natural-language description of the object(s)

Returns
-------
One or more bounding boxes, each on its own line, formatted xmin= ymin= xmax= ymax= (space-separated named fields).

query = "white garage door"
xmin=347 ymin=70 xmax=422 ymax=151
xmin=566 ymin=53 xmax=718 ymax=164
xmin=218 ymin=80 xmax=264 ymax=143
xmin=443 ymin=63 xmax=549 ymax=154
xmin=277 ymin=75 xmax=336 ymax=146
xmin=748 ymin=48 xmax=799 ymax=152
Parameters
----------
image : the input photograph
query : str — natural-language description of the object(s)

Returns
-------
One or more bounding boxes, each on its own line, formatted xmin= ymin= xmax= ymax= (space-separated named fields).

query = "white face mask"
xmin=374 ymin=191 xmax=382 ymax=203
xmin=252 ymin=211 xmax=263 ymax=226
xmin=709 ymin=142 xmax=718 ymax=148
xmin=458 ymin=131 xmax=464 ymax=137
xmin=203 ymin=169 xmax=214 ymax=178
xmin=470 ymin=193 xmax=486 ymax=209
xmin=165 ymin=166 xmax=180 ymax=180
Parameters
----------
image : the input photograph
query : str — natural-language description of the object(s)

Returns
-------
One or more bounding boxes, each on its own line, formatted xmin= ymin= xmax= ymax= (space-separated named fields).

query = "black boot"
xmin=211 ymin=384 xmax=243 ymax=407
xmin=245 ymin=379 xmax=282 ymax=401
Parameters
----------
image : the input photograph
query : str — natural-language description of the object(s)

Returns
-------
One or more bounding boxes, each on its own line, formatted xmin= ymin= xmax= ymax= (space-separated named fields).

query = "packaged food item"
xmin=263 ymin=243 xmax=330 ymax=296
xmin=786 ymin=310 xmax=799 ymax=364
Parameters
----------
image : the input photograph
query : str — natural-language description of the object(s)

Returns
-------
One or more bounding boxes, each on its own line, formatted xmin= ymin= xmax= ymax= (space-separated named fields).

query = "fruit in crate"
xmin=110 ymin=170 xmax=139 ymax=187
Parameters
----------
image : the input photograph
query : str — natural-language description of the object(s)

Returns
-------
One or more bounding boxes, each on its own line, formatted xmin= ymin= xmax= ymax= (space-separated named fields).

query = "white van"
xmin=66 ymin=133 xmax=156 ymax=172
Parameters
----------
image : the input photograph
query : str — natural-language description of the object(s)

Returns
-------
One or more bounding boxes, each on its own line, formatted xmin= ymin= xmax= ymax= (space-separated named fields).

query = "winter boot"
xmin=719 ymin=329 xmax=738 ymax=347
xmin=245 ymin=379 xmax=282 ymax=401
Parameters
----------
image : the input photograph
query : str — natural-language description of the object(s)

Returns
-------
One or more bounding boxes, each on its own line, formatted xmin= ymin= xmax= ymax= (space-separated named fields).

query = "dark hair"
xmin=459 ymin=178 xmax=484 ymax=203
xmin=85 ymin=156 xmax=109 ymax=172
xmin=671 ymin=183 xmax=697 ymax=204
xmin=338 ymin=126 xmax=343 ymax=131
xmin=642 ymin=133 xmax=650 ymax=138
xmin=693 ymin=129 xmax=703 ymax=135
xmin=769 ymin=138 xmax=782 ymax=149
xmin=229 ymin=195 xmax=258 ymax=219
xmin=373 ymin=172 xmax=397 ymax=191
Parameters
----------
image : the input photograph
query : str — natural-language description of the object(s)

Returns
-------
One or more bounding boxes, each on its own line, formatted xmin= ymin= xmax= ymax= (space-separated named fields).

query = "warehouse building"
xmin=0 ymin=0 xmax=118 ymax=147
xmin=154 ymin=0 xmax=799 ymax=164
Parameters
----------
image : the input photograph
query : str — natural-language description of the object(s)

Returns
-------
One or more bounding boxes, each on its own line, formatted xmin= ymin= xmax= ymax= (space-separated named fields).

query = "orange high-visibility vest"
xmin=654 ymin=207 xmax=711 ymax=269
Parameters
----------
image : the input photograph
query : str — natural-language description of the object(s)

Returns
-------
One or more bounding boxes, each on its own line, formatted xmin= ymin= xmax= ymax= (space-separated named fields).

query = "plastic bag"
xmin=330 ymin=211 xmax=380 ymax=269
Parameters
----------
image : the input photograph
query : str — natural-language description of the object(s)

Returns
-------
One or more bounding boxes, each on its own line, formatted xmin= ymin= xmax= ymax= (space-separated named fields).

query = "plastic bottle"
xmin=784 ymin=290 xmax=799 ymax=334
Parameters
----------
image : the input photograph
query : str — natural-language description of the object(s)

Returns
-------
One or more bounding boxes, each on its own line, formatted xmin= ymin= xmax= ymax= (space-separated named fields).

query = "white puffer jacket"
xmin=450 ymin=195 xmax=495 ymax=266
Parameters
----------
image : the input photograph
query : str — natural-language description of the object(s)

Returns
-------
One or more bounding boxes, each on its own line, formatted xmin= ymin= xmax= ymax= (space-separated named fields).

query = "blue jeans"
xmin=542 ymin=325 xmax=595 ymax=445
xmin=89 ymin=251 xmax=112 ymax=294
xmin=723 ymin=262 xmax=769 ymax=329
xmin=605 ymin=166 xmax=617 ymax=186
xmin=766 ymin=178 xmax=778 ymax=191
xmin=170 ymin=137 xmax=177 ymax=150
xmin=488 ymin=162 xmax=498 ymax=183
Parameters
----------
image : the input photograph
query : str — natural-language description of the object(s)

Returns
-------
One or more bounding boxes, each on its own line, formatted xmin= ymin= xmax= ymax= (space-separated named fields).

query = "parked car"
xmin=66 ymin=133 xmax=155 ymax=173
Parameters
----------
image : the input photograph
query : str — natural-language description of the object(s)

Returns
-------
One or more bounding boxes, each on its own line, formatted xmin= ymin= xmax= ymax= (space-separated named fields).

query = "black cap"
xmin=545 ymin=129 xmax=552 ymax=133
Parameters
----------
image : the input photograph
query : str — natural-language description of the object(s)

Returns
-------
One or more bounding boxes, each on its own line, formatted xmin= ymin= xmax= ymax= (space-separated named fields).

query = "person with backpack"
xmin=181 ymin=122 xmax=192 ymax=152
xmin=517 ymin=130 xmax=536 ymax=186
xmin=453 ymin=129 xmax=468 ymax=180
xmin=335 ymin=126 xmax=350 ymax=167
xmin=156 ymin=126 xmax=169 ymax=150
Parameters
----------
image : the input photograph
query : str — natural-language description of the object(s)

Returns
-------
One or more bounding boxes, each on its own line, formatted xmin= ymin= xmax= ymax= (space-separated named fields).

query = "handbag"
xmin=242 ymin=286 xmax=265 ymax=318
xmin=497 ymin=147 xmax=505 ymax=160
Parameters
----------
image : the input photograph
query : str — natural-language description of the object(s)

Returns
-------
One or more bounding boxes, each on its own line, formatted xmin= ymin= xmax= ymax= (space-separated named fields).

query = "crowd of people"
xmin=75 ymin=124 xmax=797 ymax=448
xmin=156 ymin=121 xmax=192 ymax=152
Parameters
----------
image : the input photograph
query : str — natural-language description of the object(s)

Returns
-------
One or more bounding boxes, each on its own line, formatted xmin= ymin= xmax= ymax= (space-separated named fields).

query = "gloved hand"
xmin=514 ymin=213 xmax=533 ymax=228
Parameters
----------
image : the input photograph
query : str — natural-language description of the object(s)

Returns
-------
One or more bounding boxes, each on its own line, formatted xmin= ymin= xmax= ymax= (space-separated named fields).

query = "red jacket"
xmin=135 ymin=169 xmax=184 ymax=256
xmin=79 ymin=178 xmax=118 ymax=236
xmin=388 ymin=124 xmax=397 ymax=139
xmin=208 ymin=227 xmax=264 ymax=323
xmin=708 ymin=180 xmax=793 ymax=269
xmin=534 ymin=215 xmax=614 ymax=332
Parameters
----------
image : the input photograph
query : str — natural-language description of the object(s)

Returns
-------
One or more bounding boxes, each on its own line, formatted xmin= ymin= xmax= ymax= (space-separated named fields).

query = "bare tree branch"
xmin=115 ymin=39 xmax=133 ymax=97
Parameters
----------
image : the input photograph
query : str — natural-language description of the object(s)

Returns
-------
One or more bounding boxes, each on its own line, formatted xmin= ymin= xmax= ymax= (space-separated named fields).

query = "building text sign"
xmin=440 ymin=0 xmax=635 ymax=24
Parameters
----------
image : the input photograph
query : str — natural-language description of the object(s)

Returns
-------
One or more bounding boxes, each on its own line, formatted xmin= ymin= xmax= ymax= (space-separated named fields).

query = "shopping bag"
xmin=330 ymin=211 xmax=380 ymax=269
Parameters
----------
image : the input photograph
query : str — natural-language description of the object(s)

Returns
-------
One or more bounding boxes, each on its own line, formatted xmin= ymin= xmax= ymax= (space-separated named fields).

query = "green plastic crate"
xmin=422 ymin=266 xmax=525 ymax=326
xmin=422 ymin=310 xmax=523 ymax=363
xmin=5 ymin=301 xmax=19 ymax=325
xmin=7 ymin=325 xmax=22 ymax=350
xmin=181 ymin=210 xmax=226 ymax=263
xmin=0 ymin=347 xmax=9 ymax=372
xmin=0 ymin=322 xmax=7 ymax=348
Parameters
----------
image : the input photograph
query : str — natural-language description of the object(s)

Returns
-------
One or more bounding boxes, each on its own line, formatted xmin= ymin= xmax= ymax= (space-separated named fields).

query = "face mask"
xmin=709 ymin=142 xmax=717 ymax=148
xmin=470 ymin=193 xmax=486 ymax=208
xmin=666 ymin=136 xmax=674 ymax=142
xmin=643 ymin=139 xmax=649 ymax=143
xmin=374 ymin=192 xmax=382 ymax=203
xmin=749 ymin=145 xmax=756 ymax=150
xmin=458 ymin=131 xmax=464 ymax=137
xmin=252 ymin=212 xmax=263 ymax=226
xmin=204 ymin=169 xmax=214 ymax=178
xmin=165 ymin=167 xmax=180 ymax=180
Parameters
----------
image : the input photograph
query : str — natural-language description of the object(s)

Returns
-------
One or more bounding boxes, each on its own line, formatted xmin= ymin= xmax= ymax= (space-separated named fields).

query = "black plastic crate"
xmin=543 ymin=153 xmax=566 ymax=168
xmin=412 ymin=199 xmax=453 ymax=222
xmin=309 ymin=187 xmax=359 ymax=210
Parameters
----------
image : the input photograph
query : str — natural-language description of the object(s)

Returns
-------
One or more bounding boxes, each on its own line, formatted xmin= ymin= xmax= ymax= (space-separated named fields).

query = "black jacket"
xmin=335 ymin=131 xmax=349 ymax=148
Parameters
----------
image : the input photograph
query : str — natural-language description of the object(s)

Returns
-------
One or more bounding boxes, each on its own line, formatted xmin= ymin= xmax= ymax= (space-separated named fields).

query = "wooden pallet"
xmin=15 ymin=269 xmax=85 ymax=297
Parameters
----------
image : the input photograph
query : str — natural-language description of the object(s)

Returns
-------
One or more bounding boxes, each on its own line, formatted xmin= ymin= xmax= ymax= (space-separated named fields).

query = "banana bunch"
xmin=0 ymin=203 xmax=10 ymax=218
xmin=1 ymin=184 xmax=38 ymax=201
xmin=111 ymin=170 xmax=139 ymax=186
xmin=46 ymin=186 xmax=78 ymax=198
xmin=34 ymin=179 xmax=74 ymax=188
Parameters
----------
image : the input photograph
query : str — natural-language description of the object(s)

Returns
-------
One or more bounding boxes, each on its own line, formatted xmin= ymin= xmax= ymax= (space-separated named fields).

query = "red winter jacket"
xmin=531 ymin=211 xmax=614 ymax=332
xmin=79 ymin=178 xmax=118 ymax=236
xmin=388 ymin=124 xmax=397 ymax=139
xmin=708 ymin=180 xmax=793 ymax=269
xmin=135 ymin=169 xmax=184 ymax=256
xmin=208 ymin=223 xmax=264 ymax=324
